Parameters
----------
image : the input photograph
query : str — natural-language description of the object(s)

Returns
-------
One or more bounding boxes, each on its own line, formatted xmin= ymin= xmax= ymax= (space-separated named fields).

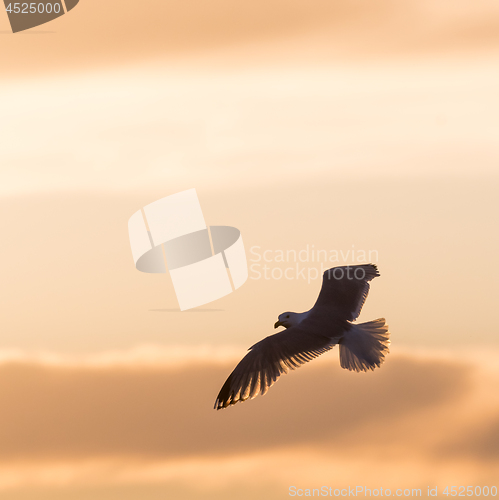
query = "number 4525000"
xmin=5 ymin=3 xmax=61 ymax=14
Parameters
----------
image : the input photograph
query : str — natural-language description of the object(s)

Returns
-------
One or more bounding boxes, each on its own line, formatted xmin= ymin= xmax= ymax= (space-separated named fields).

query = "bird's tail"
xmin=339 ymin=318 xmax=390 ymax=372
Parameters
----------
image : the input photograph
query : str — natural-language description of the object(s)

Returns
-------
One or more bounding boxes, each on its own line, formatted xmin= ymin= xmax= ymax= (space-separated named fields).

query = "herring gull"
xmin=214 ymin=264 xmax=390 ymax=410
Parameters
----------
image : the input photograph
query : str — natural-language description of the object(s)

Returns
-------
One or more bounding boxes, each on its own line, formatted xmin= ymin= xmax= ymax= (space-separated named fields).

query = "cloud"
xmin=0 ymin=351 xmax=497 ymax=498
xmin=0 ymin=354 xmax=471 ymax=461
xmin=439 ymin=414 xmax=499 ymax=461
xmin=2 ymin=0 xmax=499 ymax=76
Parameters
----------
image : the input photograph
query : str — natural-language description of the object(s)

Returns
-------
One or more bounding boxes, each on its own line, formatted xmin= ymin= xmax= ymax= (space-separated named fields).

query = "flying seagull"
xmin=214 ymin=264 xmax=390 ymax=410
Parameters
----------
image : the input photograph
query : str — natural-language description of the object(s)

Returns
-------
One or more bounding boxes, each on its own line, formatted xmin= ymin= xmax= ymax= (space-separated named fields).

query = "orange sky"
xmin=1 ymin=0 xmax=498 ymax=498
xmin=1 ymin=0 xmax=499 ymax=76
xmin=0 ymin=351 xmax=497 ymax=499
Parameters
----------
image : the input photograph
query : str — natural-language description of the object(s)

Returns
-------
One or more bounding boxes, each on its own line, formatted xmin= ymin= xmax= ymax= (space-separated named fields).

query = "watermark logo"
xmin=128 ymin=189 xmax=248 ymax=311
xmin=3 ymin=0 xmax=79 ymax=33
xmin=249 ymin=245 xmax=379 ymax=283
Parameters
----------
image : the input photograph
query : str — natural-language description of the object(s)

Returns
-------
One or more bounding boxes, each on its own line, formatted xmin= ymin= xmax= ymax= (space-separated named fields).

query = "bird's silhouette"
xmin=214 ymin=264 xmax=390 ymax=409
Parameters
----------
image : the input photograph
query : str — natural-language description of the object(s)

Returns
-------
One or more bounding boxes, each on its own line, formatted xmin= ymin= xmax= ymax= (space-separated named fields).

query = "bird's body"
xmin=214 ymin=264 xmax=390 ymax=410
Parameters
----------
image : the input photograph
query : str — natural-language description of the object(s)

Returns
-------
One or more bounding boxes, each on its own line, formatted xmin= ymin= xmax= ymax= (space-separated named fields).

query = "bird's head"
xmin=274 ymin=312 xmax=300 ymax=329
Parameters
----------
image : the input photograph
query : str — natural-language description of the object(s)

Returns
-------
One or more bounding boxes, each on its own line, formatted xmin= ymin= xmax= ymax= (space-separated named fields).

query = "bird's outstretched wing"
xmin=214 ymin=328 xmax=334 ymax=409
xmin=313 ymin=264 xmax=380 ymax=321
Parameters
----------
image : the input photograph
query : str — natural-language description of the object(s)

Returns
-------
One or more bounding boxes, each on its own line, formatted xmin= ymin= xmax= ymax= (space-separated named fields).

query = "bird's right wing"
xmin=214 ymin=327 xmax=335 ymax=409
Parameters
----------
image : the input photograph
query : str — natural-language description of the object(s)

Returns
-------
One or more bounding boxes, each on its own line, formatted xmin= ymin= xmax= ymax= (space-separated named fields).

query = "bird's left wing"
xmin=214 ymin=327 xmax=334 ymax=409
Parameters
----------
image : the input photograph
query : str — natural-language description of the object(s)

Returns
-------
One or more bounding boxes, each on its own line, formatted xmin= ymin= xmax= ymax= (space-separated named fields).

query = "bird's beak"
xmin=274 ymin=321 xmax=283 ymax=329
